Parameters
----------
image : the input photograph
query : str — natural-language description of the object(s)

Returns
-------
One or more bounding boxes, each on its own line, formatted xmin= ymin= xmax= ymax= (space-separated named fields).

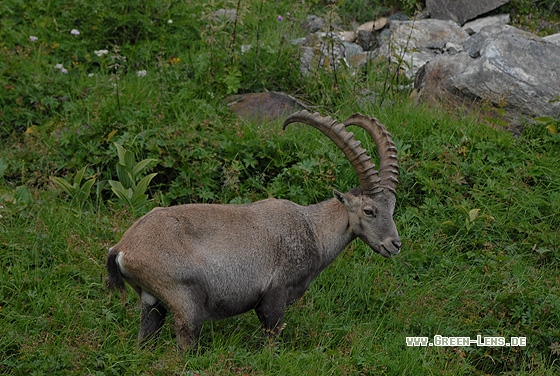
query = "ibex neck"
xmin=304 ymin=198 xmax=356 ymax=268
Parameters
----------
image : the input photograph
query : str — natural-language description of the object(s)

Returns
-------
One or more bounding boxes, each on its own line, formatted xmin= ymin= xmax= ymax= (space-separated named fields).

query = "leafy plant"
xmin=534 ymin=115 xmax=560 ymax=138
xmin=108 ymin=142 xmax=158 ymax=216
xmin=52 ymin=166 xmax=97 ymax=210
xmin=533 ymin=96 xmax=560 ymax=135
xmin=442 ymin=205 xmax=495 ymax=234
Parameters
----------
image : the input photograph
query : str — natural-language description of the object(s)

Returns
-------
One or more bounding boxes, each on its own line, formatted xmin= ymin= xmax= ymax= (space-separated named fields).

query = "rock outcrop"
xmin=231 ymin=4 xmax=559 ymax=129
xmin=415 ymin=25 xmax=560 ymax=129
xmin=426 ymin=0 xmax=510 ymax=25
xmin=376 ymin=19 xmax=470 ymax=79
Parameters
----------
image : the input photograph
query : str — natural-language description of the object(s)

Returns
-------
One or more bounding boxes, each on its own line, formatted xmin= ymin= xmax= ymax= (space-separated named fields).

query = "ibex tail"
xmin=106 ymin=247 xmax=126 ymax=293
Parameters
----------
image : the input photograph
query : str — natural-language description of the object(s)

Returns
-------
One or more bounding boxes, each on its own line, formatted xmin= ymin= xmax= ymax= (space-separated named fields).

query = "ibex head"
xmin=283 ymin=110 xmax=401 ymax=258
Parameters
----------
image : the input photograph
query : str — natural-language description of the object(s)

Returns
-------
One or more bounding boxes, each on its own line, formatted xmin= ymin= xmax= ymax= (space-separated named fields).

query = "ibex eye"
xmin=364 ymin=208 xmax=376 ymax=217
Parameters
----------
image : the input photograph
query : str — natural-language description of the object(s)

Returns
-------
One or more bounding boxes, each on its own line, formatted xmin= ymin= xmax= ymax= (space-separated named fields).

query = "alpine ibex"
xmin=106 ymin=110 xmax=401 ymax=349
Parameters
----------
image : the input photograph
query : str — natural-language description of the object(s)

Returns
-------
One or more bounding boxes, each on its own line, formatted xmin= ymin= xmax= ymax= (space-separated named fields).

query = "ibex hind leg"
xmin=165 ymin=289 xmax=204 ymax=351
xmin=138 ymin=291 xmax=167 ymax=347
xmin=255 ymin=291 xmax=287 ymax=338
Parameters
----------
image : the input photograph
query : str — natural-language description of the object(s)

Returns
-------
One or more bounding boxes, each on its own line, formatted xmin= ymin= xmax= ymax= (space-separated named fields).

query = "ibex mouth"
xmin=379 ymin=242 xmax=401 ymax=258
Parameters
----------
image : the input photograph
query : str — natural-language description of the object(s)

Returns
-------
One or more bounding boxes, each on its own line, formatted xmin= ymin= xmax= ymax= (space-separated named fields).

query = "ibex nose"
xmin=391 ymin=239 xmax=402 ymax=254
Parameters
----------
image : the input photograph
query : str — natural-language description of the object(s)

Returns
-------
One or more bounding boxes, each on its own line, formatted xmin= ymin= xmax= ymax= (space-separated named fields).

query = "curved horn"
xmin=283 ymin=110 xmax=381 ymax=195
xmin=343 ymin=113 xmax=399 ymax=194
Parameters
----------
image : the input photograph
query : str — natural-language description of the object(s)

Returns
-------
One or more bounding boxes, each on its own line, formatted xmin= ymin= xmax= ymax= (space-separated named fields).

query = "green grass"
xmin=2 ymin=0 xmax=560 ymax=374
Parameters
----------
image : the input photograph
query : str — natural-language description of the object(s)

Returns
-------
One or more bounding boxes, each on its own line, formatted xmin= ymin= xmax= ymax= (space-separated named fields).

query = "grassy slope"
xmin=1 ymin=0 xmax=560 ymax=375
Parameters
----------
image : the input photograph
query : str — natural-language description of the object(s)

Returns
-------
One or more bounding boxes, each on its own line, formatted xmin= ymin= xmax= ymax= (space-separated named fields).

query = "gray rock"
xmin=225 ymin=92 xmax=307 ymax=123
xmin=463 ymin=14 xmax=510 ymax=35
xmin=415 ymin=25 xmax=560 ymax=129
xmin=356 ymin=30 xmax=377 ymax=51
xmin=343 ymin=41 xmax=364 ymax=61
xmin=544 ymin=33 xmax=560 ymax=47
xmin=426 ymin=0 xmax=510 ymax=25
xmin=296 ymin=32 xmax=347 ymax=75
xmin=388 ymin=13 xmax=409 ymax=22
xmin=412 ymin=10 xmax=431 ymax=20
xmin=443 ymin=42 xmax=463 ymax=54
xmin=303 ymin=15 xmax=326 ymax=33
xmin=339 ymin=31 xmax=356 ymax=43
xmin=376 ymin=19 xmax=470 ymax=79
xmin=356 ymin=18 xmax=388 ymax=32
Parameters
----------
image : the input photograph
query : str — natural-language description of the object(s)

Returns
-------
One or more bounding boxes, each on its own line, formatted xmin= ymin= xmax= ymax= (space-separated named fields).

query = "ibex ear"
xmin=333 ymin=189 xmax=350 ymax=208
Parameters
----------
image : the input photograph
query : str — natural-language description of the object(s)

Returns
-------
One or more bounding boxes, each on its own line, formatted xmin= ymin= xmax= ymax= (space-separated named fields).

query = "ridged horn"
xmin=343 ymin=113 xmax=399 ymax=195
xmin=283 ymin=110 xmax=381 ymax=195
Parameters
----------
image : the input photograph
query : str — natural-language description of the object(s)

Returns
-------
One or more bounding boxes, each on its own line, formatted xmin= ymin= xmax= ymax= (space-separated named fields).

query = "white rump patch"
xmin=141 ymin=291 xmax=157 ymax=306
xmin=115 ymin=252 xmax=127 ymax=275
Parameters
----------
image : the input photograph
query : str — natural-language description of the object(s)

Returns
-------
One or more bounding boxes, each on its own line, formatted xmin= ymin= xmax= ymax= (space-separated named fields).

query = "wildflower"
xmin=94 ymin=49 xmax=109 ymax=57
xmin=70 ymin=29 xmax=80 ymax=35
xmin=168 ymin=57 xmax=180 ymax=65
xmin=168 ymin=19 xmax=173 ymax=24
xmin=277 ymin=15 xmax=283 ymax=21
xmin=136 ymin=70 xmax=147 ymax=77
xmin=29 ymin=36 xmax=38 ymax=42
xmin=54 ymin=63 xmax=68 ymax=74
xmin=88 ymin=73 xmax=95 ymax=77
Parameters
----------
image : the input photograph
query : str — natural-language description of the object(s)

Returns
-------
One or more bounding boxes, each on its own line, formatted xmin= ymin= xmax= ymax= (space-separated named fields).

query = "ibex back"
xmin=106 ymin=110 xmax=401 ymax=349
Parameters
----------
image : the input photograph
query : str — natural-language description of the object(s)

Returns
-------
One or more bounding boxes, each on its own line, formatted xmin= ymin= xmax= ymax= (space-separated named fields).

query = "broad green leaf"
xmin=116 ymin=163 xmax=134 ymax=189
xmin=108 ymin=179 xmax=124 ymax=192
xmin=80 ymin=177 xmax=96 ymax=197
xmin=132 ymin=158 xmax=158 ymax=179
xmin=52 ymin=176 xmax=76 ymax=195
xmin=114 ymin=142 xmax=127 ymax=165
xmin=124 ymin=150 xmax=136 ymax=170
xmin=534 ymin=116 xmax=556 ymax=124
xmin=130 ymin=191 xmax=147 ymax=205
xmin=130 ymin=192 xmax=149 ymax=209
xmin=74 ymin=166 xmax=87 ymax=187
xmin=114 ymin=142 xmax=136 ymax=169
xmin=109 ymin=180 xmax=133 ymax=207
xmin=135 ymin=173 xmax=158 ymax=196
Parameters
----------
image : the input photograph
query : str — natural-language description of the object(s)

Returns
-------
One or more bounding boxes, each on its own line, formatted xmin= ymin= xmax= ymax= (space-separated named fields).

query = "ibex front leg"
xmin=160 ymin=287 xmax=204 ymax=350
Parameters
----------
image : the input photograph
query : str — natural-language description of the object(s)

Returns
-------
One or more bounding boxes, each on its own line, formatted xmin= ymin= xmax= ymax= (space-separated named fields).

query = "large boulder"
xmin=462 ymin=14 xmax=510 ymax=34
xmin=415 ymin=25 xmax=560 ymax=130
xmin=295 ymin=32 xmax=355 ymax=75
xmin=426 ymin=0 xmax=510 ymax=25
xmin=225 ymin=92 xmax=307 ymax=122
xmin=376 ymin=19 xmax=470 ymax=79
xmin=544 ymin=33 xmax=560 ymax=47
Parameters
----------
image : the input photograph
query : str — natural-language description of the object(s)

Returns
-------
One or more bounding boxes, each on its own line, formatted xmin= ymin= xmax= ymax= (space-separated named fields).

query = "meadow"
xmin=1 ymin=0 xmax=560 ymax=374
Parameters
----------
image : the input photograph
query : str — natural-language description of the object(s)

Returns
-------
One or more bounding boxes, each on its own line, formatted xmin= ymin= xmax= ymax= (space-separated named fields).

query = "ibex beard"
xmin=106 ymin=110 xmax=401 ymax=350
